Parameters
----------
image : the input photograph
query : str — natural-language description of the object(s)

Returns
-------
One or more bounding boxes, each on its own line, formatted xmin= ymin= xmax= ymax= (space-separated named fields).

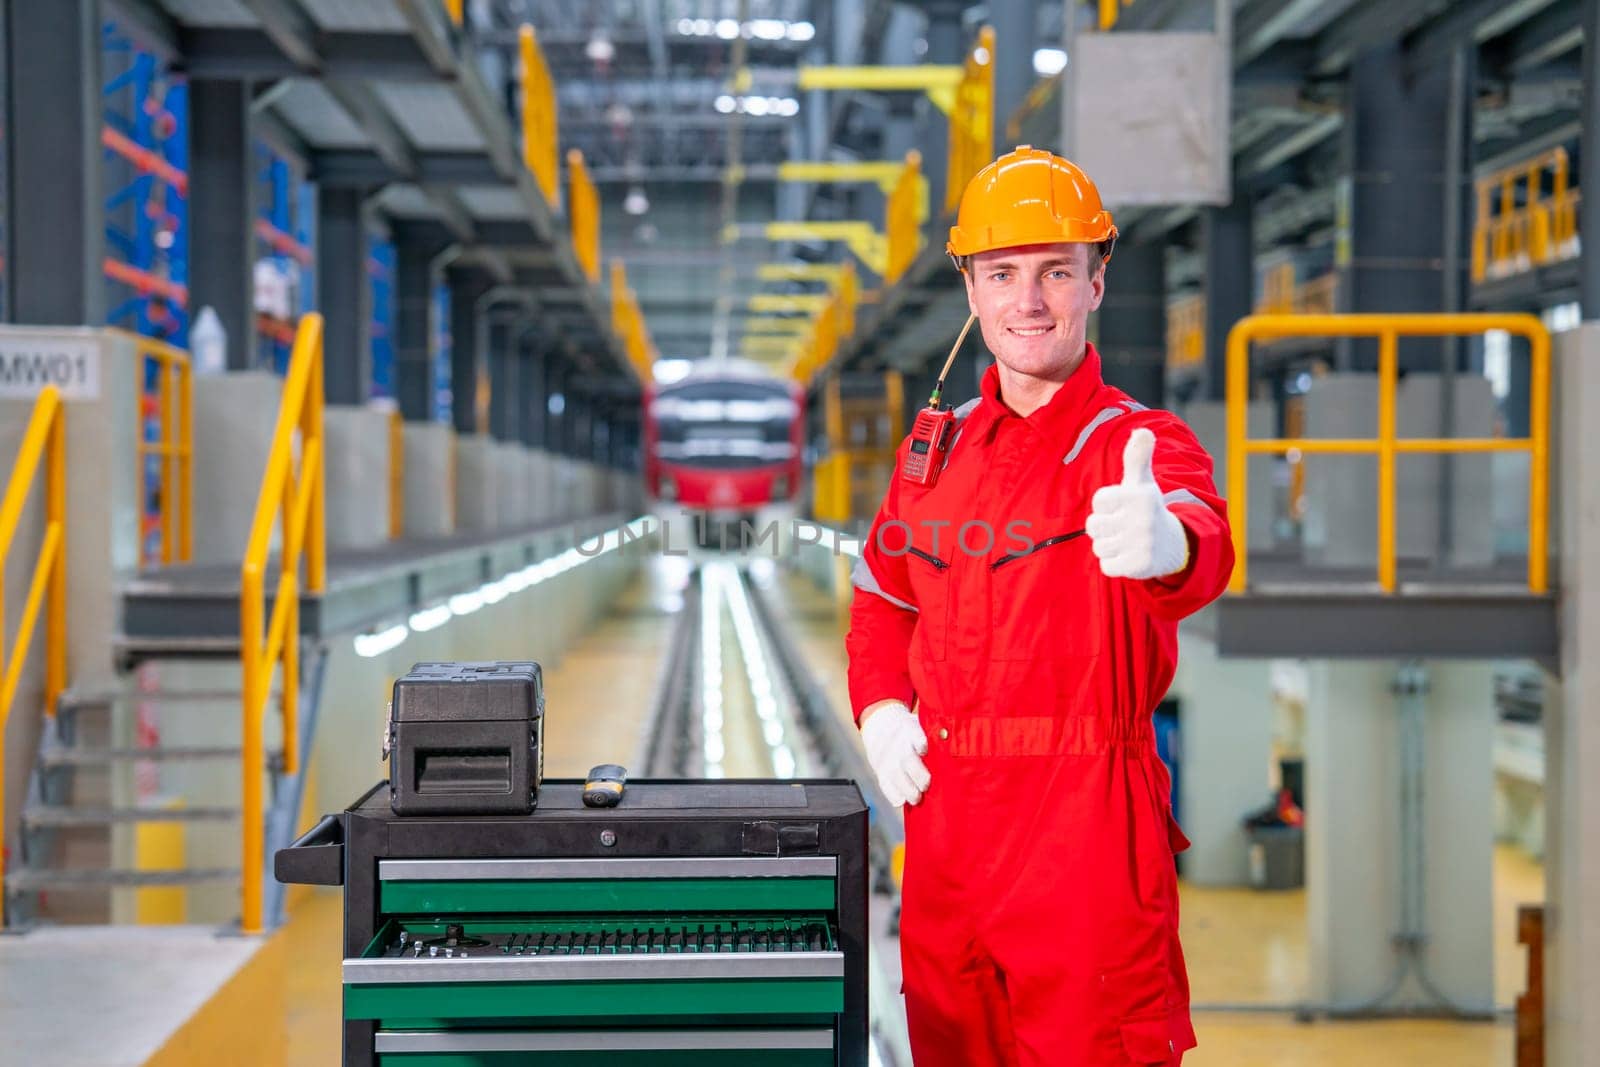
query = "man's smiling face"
xmin=963 ymin=242 xmax=1106 ymax=384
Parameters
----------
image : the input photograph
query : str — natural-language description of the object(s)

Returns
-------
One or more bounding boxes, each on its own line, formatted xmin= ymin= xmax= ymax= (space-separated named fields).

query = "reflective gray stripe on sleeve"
xmin=1163 ymin=488 xmax=1205 ymax=508
xmin=851 ymin=556 xmax=918 ymax=613
xmin=1062 ymin=406 xmax=1129 ymax=466
xmin=1123 ymin=400 xmax=1148 ymax=412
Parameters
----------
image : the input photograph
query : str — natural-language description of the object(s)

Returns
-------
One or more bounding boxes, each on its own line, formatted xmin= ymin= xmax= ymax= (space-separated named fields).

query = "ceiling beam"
xmin=240 ymin=0 xmax=320 ymax=70
xmin=313 ymin=148 xmax=503 ymax=187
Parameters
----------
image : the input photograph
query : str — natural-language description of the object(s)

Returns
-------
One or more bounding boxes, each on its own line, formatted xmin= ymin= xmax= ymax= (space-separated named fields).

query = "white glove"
xmin=860 ymin=701 xmax=931 ymax=807
xmin=1087 ymin=428 xmax=1190 ymax=580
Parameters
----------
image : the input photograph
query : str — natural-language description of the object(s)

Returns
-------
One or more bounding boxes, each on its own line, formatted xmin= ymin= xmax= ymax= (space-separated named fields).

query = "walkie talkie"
xmin=900 ymin=313 xmax=978 ymax=489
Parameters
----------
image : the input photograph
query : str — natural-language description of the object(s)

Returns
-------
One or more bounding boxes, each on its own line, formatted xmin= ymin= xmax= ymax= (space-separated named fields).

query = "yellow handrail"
xmin=1226 ymin=313 xmax=1550 ymax=595
xmin=1474 ymin=148 xmax=1582 ymax=282
xmin=120 ymin=332 xmax=193 ymax=567
xmin=944 ymin=27 xmax=995 ymax=216
xmin=389 ymin=408 xmax=404 ymax=540
xmin=519 ymin=25 xmax=560 ymax=209
xmin=610 ymin=260 xmax=655 ymax=379
xmin=884 ymin=150 xmax=926 ymax=285
xmin=0 ymin=387 xmax=67 ymax=909
xmin=443 ymin=0 xmax=463 ymax=26
xmin=566 ymin=148 xmax=601 ymax=283
xmin=239 ymin=314 xmax=325 ymax=934
xmin=1166 ymin=294 xmax=1205 ymax=369
xmin=1100 ymin=0 xmax=1137 ymax=30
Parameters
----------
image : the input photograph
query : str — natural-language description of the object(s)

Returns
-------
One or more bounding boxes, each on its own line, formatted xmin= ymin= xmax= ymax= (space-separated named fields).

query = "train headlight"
xmin=771 ymin=474 xmax=789 ymax=499
xmin=658 ymin=474 xmax=678 ymax=501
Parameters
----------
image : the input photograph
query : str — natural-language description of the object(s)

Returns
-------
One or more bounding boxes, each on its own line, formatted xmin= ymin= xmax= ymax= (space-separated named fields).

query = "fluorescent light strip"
xmin=722 ymin=564 xmax=796 ymax=779
xmin=700 ymin=563 xmax=727 ymax=778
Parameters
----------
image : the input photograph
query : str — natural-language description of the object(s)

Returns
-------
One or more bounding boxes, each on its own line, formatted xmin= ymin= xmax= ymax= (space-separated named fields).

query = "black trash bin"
xmin=1246 ymin=824 xmax=1304 ymax=890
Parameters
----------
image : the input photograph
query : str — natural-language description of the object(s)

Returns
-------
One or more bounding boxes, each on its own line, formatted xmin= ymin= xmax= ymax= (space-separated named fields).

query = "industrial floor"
xmin=270 ymin=563 xmax=1538 ymax=1065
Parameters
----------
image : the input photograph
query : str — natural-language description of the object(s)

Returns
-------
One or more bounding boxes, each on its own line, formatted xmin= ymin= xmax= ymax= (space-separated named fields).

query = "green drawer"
xmin=373 ymin=1028 xmax=836 ymax=1066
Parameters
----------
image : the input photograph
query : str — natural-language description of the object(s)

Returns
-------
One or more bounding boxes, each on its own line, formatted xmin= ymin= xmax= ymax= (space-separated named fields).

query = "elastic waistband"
xmin=916 ymin=713 xmax=1156 ymax=758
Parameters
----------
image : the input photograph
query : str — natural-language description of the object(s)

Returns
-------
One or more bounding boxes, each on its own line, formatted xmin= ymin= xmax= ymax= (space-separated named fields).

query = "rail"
xmin=0 ymin=387 xmax=67 ymax=911
xmin=610 ymin=260 xmax=655 ymax=380
xmin=389 ymin=407 xmax=404 ymax=540
xmin=1166 ymin=294 xmax=1205 ymax=370
xmin=1100 ymin=0 xmax=1136 ymax=30
xmin=1474 ymin=147 xmax=1581 ymax=283
xmin=518 ymin=25 xmax=560 ymax=208
xmin=566 ymin=148 xmax=601 ymax=283
xmin=239 ymin=313 xmax=326 ymax=934
xmin=119 ymin=331 xmax=193 ymax=567
xmin=884 ymin=151 xmax=926 ymax=285
xmin=944 ymin=27 xmax=995 ymax=216
xmin=1226 ymin=313 xmax=1549 ymax=595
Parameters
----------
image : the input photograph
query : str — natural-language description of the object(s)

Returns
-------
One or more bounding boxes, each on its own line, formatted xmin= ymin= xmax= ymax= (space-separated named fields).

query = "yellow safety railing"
xmin=1100 ymin=0 xmax=1136 ymax=30
xmin=885 ymin=150 xmax=926 ymax=285
xmin=123 ymin=332 xmax=193 ymax=567
xmin=0 ymin=387 xmax=67 ymax=909
xmin=1257 ymin=264 xmax=1339 ymax=317
xmin=389 ymin=408 xmax=404 ymax=540
xmin=444 ymin=0 xmax=463 ymax=26
xmin=1226 ymin=314 xmax=1549 ymax=595
xmin=1474 ymin=147 xmax=1581 ymax=283
xmin=239 ymin=313 xmax=326 ymax=934
xmin=518 ymin=25 xmax=560 ymax=208
xmin=811 ymin=370 xmax=903 ymax=522
xmin=610 ymin=260 xmax=654 ymax=380
xmin=1166 ymin=294 xmax=1205 ymax=370
xmin=945 ymin=27 xmax=995 ymax=216
xmin=566 ymin=148 xmax=601 ymax=283
xmin=788 ymin=262 xmax=860 ymax=384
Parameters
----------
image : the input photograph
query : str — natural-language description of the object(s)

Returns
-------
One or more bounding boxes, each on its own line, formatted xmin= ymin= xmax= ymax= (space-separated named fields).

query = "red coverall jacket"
xmin=846 ymin=346 xmax=1233 ymax=1066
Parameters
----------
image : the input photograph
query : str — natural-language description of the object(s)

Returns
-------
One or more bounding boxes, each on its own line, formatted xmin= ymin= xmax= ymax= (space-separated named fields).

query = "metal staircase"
xmin=5 ymin=645 xmax=325 ymax=929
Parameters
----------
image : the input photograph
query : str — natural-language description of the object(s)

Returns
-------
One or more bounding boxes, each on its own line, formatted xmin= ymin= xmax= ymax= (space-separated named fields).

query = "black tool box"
xmin=385 ymin=661 xmax=544 ymax=816
xmin=276 ymin=778 xmax=870 ymax=1066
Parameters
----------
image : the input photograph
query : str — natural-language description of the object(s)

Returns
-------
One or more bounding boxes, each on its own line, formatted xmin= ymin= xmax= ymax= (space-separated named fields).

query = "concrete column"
xmin=1547 ymin=322 xmax=1600 ymax=1064
xmin=5 ymin=0 xmax=102 ymax=324
xmin=519 ymin=333 xmax=546 ymax=449
xmin=1340 ymin=43 xmax=1452 ymax=372
xmin=1581 ymin=0 xmax=1600 ymax=320
xmin=317 ymin=186 xmax=371 ymax=404
xmin=394 ymin=232 xmax=445 ymax=421
xmin=447 ymin=271 xmax=492 ymax=434
xmin=1097 ymin=241 xmax=1165 ymax=407
xmin=990 ymin=0 xmax=1039 ymax=139
xmin=189 ymin=79 xmax=254 ymax=368
xmin=1167 ymin=632 xmax=1273 ymax=885
xmin=487 ymin=312 xmax=517 ymax=442
xmin=543 ymin=358 xmax=567 ymax=454
xmin=1202 ymin=183 xmax=1253 ymax=402
xmin=1303 ymin=659 xmax=1494 ymax=1012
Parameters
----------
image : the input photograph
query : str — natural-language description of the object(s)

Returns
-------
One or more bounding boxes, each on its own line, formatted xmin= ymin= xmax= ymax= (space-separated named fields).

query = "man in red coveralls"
xmin=846 ymin=146 xmax=1234 ymax=1066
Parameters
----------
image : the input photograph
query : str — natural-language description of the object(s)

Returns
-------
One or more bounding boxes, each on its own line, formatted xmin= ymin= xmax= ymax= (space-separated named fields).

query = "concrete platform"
xmin=0 ymin=924 xmax=283 ymax=1066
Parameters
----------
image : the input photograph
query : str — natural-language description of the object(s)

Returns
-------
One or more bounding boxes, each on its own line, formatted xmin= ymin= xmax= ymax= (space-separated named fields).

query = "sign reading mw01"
xmin=0 ymin=337 xmax=101 ymax=399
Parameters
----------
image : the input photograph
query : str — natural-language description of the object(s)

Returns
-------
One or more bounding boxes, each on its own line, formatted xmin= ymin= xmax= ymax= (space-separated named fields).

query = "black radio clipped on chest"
xmin=386 ymin=661 xmax=544 ymax=816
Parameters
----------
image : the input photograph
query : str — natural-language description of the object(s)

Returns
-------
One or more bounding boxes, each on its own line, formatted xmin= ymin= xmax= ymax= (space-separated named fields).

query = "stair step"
xmin=38 ymin=746 xmax=274 ymax=767
xmin=21 ymin=805 xmax=240 ymax=828
xmin=6 ymin=867 xmax=241 ymax=890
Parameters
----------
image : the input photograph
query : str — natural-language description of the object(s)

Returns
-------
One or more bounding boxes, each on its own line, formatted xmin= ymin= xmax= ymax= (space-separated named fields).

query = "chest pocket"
xmin=988 ymin=518 xmax=1104 ymax=661
xmin=898 ymin=521 xmax=953 ymax=662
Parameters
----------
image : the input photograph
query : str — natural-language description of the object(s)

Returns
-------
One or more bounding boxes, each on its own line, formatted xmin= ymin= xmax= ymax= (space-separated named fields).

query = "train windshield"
xmin=653 ymin=381 xmax=797 ymax=470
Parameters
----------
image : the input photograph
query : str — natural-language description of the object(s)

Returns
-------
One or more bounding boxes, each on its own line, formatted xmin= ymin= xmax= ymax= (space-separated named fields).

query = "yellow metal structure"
xmin=811 ymin=369 xmax=903 ymax=522
xmin=1100 ymin=0 xmax=1136 ymax=31
xmin=566 ymin=148 xmax=601 ymax=283
xmin=762 ymin=221 xmax=887 ymax=276
xmin=444 ymin=0 xmax=463 ymax=26
xmin=744 ymin=315 xmax=817 ymax=334
xmin=777 ymin=161 xmax=908 ymax=192
xmin=944 ymin=27 xmax=995 ymax=216
xmin=1473 ymin=147 xmax=1582 ymax=283
xmin=796 ymin=64 xmax=964 ymax=114
xmin=518 ymin=25 xmax=560 ymax=208
xmin=389 ymin=408 xmax=404 ymax=540
xmin=884 ymin=151 xmax=927 ymax=284
xmin=0 ymin=386 xmax=67 ymax=904
xmin=1226 ymin=314 xmax=1549 ymax=596
xmin=749 ymin=293 xmax=831 ymax=314
xmin=120 ymin=331 xmax=193 ymax=567
xmin=240 ymin=313 xmax=327 ymax=934
xmin=610 ymin=260 xmax=656 ymax=379
xmin=1166 ymin=294 xmax=1205 ymax=370
xmin=756 ymin=264 xmax=845 ymax=284
xmin=1256 ymin=264 xmax=1339 ymax=317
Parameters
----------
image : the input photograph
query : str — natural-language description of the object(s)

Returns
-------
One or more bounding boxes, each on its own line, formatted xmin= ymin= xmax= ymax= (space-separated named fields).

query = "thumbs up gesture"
xmin=1086 ymin=428 xmax=1190 ymax=580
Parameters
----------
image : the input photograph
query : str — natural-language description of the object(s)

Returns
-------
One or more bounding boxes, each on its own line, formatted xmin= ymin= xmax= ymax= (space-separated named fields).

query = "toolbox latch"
xmin=741 ymin=821 xmax=821 ymax=856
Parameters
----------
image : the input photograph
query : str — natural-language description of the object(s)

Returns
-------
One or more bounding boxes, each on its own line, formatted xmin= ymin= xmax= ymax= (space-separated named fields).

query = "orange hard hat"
xmin=946 ymin=145 xmax=1117 ymax=267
